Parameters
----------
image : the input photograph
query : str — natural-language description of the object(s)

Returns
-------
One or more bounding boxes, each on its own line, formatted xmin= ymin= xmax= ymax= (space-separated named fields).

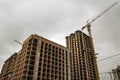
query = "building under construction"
xmin=0 ymin=31 xmax=99 ymax=80
xmin=0 ymin=34 xmax=71 ymax=80
xmin=66 ymin=30 xmax=99 ymax=80
xmin=0 ymin=53 xmax=17 ymax=80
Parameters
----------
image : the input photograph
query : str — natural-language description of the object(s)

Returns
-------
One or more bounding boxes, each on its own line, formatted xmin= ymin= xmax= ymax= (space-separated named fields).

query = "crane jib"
xmin=81 ymin=2 xmax=118 ymax=37
xmin=82 ymin=2 xmax=118 ymax=30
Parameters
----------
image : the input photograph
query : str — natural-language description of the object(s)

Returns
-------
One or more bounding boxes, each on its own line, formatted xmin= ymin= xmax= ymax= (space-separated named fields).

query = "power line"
xmin=98 ymin=53 xmax=120 ymax=62
xmin=99 ymin=72 xmax=114 ymax=74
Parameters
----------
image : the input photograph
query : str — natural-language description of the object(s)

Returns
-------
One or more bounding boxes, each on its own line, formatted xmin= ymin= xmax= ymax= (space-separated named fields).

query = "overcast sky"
xmin=0 ymin=0 xmax=120 ymax=79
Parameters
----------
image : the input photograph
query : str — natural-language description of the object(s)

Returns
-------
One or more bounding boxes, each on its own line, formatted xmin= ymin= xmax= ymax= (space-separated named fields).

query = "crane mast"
xmin=81 ymin=2 xmax=118 ymax=37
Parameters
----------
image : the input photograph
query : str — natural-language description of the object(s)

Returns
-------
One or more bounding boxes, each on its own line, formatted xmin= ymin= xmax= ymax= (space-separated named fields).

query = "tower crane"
xmin=81 ymin=2 xmax=118 ymax=38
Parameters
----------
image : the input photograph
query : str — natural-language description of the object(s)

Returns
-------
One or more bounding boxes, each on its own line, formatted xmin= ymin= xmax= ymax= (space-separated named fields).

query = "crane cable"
xmin=97 ymin=53 xmax=120 ymax=62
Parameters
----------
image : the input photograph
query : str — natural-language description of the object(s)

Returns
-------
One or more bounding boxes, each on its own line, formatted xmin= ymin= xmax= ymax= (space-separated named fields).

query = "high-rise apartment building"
xmin=66 ymin=30 xmax=99 ymax=80
xmin=0 ymin=53 xmax=17 ymax=80
xmin=0 ymin=34 xmax=71 ymax=80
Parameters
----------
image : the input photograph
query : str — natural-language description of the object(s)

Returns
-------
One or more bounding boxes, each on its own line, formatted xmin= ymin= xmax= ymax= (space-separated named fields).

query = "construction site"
xmin=0 ymin=1 xmax=119 ymax=80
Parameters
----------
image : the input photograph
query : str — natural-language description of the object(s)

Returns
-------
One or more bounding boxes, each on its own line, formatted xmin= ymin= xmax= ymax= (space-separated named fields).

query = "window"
xmin=29 ymin=60 xmax=35 ymax=65
xmin=29 ymin=65 xmax=34 ymax=70
xmin=28 ymin=71 xmax=33 ymax=75
xmin=27 ymin=76 xmax=32 ymax=80
xmin=30 ymin=55 xmax=35 ymax=60
xmin=31 ymin=51 xmax=36 ymax=55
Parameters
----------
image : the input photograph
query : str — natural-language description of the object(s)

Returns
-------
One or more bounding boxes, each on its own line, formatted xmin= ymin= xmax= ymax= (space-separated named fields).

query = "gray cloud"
xmin=0 ymin=0 xmax=120 ymax=79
